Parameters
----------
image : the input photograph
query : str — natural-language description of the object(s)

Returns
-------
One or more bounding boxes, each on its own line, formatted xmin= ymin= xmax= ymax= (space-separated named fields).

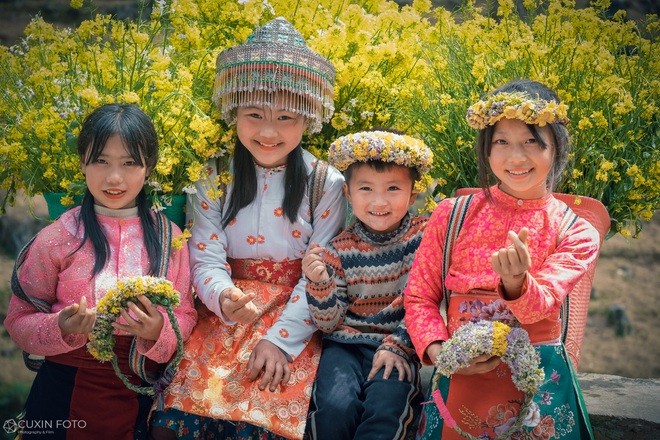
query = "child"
xmin=303 ymin=130 xmax=433 ymax=439
xmin=150 ymin=17 xmax=346 ymax=440
xmin=404 ymin=79 xmax=601 ymax=439
xmin=4 ymin=103 xmax=197 ymax=440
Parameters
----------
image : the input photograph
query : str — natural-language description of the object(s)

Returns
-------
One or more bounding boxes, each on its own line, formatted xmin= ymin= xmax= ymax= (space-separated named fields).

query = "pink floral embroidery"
xmin=486 ymin=402 xmax=518 ymax=428
xmin=532 ymin=415 xmax=556 ymax=440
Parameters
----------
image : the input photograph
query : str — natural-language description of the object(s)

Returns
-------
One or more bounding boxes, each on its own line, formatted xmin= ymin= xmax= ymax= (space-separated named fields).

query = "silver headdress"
xmin=214 ymin=17 xmax=336 ymax=133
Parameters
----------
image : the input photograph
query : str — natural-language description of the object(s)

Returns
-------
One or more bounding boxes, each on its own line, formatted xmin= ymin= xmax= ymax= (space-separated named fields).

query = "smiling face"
xmin=344 ymin=163 xmax=418 ymax=234
xmin=235 ymin=95 xmax=307 ymax=168
xmin=81 ymin=134 xmax=147 ymax=209
xmin=488 ymin=118 xmax=555 ymax=200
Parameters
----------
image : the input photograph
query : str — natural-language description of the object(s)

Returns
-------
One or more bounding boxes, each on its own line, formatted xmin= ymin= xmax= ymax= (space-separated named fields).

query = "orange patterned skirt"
xmin=160 ymin=258 xmax=321 ymax=440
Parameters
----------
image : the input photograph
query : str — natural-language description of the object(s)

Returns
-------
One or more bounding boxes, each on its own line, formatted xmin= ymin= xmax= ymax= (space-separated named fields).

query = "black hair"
xmin=221 ymin=139 xmax=307 ymax=227
xmin=75 ymin=103 xmax=160 ymax=276
xmin=344 ymin=160 xmax=420 ymax=188
xmin=475 ymin=79 xmax=570 ymax=198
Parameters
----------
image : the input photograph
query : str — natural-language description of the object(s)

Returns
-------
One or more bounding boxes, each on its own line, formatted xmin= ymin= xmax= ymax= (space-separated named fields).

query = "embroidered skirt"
xmin=157 ymin=258 xmax=321 ymax=440
xmin=416 ymin=291 xmax=593 ymax=440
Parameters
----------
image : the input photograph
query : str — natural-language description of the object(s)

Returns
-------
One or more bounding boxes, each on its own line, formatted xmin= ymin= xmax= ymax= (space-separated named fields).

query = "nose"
xmin=106 ymin=166 xmax=124 ymax=184
xmin=371 ymin=190 xmax=389 ymax=207
xmin=258 ymin=120 xmax=278 ymax=139
xmin=509 ymin=142 xmax=527 ymax=160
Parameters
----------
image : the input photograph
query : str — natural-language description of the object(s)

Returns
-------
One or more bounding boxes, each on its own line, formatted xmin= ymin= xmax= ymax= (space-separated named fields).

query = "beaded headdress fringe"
xmin=214 ymin=17 xmax=335 ymax=133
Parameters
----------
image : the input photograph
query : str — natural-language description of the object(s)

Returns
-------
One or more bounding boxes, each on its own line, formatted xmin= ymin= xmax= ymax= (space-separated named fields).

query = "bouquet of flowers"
xmin=88 ymin=275 xmax=183 ymax=396
xmin=431 ymin=320 xmax=545 ymax=440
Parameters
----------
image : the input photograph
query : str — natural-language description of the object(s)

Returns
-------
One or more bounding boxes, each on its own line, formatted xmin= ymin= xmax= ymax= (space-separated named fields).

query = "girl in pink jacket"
xmin=4 ymin=103 xmax=197 ymax=440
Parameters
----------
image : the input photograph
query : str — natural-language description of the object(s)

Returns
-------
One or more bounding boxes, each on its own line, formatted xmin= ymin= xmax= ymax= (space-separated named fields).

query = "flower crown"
xmin=432 ymin=320 xmax=545 ymax=439
xmin=88 ymin=276 xmax=184 ymax=398
xmin=466 ymin=91 xmax=569 ymax=129
xmin=328 ymin=130 xmax=433 ymax=176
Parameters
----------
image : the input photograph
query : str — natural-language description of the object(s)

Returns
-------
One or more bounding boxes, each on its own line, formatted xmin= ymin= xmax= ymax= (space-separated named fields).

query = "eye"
xmin=492 ymin=138 xmax=507 ymax=145
xmin=525 ymin=137 xmax=538 ymax=144
xmin=124 ymin=160 xmax=138 ymax=166
xmin=388 ymin=185 xmax=402 ymax=191
xmin=94 ymin=158 xmax=108 ymax=164
xmin=358 ymin=186 xmax=372 ymax=191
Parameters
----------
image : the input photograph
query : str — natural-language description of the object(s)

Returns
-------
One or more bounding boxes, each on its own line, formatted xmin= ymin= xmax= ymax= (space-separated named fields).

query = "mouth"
xmin=104 ymin=189 xmax=125 ymax=199
xmin=257 ymin=141 xmax=280 ymax=149
xmin=507 ymin=169 xmax=532 ymax=176
xmin=368 ymin=211 xmax=390 ymax=216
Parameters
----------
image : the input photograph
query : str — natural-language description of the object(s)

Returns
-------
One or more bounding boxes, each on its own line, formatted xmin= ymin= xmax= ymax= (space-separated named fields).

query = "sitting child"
xmin=302 ymin=130 xmax=433 ymax=439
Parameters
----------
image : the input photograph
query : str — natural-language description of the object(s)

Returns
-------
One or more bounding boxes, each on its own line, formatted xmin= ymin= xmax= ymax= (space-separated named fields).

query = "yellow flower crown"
xmin=328 ymin=130 xmax=433 ymax=176
xmin=87 ymin=276 xmax=184 ymax=399
xmin=466 ymin=91 xmax=569 ymax=129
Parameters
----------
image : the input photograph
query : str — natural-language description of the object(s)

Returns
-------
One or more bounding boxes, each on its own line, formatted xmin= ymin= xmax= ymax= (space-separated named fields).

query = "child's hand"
xmin=426 ymin=341 xmax=443 ymax=365
xmin=302 ymin=244 xmax=329 ymax=283
xmin=247 ymin=339 xmax=291 ymax=392
xmin=113 ymin=295 xmax=164 ymax=341
xmin=58 ymin=296 xmax=96 ymax=336
xmin=368 ymin=349 xmax=413 ymax=382
xmin=220 ymin=287 xmax=259 ymax=324
xmin=455 ymin=353 xmax=501 ymax=375
xmin=491 ymin=228 xmax=531 ymax=297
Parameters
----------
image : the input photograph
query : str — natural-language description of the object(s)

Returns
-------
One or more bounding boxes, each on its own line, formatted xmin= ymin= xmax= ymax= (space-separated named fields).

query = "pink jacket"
xmin=4 ymin=207 xmax=197 ymax=364
xmin=404 ymin=186 xmax=600 ymax=363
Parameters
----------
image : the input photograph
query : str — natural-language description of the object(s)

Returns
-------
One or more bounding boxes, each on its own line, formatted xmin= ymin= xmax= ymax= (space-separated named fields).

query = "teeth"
xmin=509 ymin=170 xmax=530 ymax=175
xmin=106 ymin=190 xmax=122 ymax=195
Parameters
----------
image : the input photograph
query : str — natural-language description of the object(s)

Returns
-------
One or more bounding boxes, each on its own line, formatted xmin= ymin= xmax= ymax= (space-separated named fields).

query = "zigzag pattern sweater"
xmin=306 ymin=213 xmax=427 ymax=362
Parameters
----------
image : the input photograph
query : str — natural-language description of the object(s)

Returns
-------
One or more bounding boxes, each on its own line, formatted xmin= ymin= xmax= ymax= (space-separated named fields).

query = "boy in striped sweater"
xmin=303 ymin=130 xmax=433 ymax=439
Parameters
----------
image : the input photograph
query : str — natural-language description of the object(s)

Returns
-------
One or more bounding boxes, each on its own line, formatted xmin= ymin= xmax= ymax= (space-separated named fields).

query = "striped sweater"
xmin=306 ymin=213 xmax=428 ymax=361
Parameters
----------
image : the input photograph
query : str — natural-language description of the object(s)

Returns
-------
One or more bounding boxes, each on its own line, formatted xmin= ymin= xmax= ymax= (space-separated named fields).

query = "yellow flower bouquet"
xmin=0 ymin=2 xmax=226 ymax=214
xmin=88 ymin=275 xmax=183 ymax=396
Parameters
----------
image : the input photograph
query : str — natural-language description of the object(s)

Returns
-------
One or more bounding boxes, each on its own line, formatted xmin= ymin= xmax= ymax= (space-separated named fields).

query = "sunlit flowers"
xmin=88 ymin=276 xmax=180 ymax=362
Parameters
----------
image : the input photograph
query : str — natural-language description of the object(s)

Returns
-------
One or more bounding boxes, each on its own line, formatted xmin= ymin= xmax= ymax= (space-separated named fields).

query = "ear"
xmin=408 ymin=189 xmax=419 ymax=206
xmin=342 ymin=182 xmax=351 ymax=202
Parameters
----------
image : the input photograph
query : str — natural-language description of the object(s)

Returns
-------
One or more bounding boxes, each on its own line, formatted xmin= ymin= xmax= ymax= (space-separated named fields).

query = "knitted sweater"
xmin=306 ymin=213 xmax=427 ymax=361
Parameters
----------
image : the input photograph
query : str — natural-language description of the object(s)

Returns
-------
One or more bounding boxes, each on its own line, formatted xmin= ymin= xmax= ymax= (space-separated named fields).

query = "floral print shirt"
xmin=404 ymin=185 xmax=601 ymax=363
xmin=189 ymin=149 xmax=346 ymax=359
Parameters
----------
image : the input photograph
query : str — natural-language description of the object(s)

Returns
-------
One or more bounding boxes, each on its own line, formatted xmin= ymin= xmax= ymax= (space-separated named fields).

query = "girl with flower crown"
xmin=404 ymin=79 xmax=601 ymax=440
xmin=4 ymin=103 xmax=197 ymax=440
xmin=150 ymin=18 xmax=346 ymax=440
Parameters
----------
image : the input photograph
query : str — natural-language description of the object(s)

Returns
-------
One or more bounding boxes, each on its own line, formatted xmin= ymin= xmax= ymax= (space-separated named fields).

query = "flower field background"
xmin=0 ymin=0 xmax=658 ymax=430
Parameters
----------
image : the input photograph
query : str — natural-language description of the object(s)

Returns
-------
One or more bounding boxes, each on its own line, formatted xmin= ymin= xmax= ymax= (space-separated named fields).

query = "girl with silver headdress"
xmin=150 ymin=17 xmax=345 ymax=440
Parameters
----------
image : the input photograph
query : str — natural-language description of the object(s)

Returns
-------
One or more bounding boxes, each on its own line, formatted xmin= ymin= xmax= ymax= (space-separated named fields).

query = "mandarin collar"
xmin=94 ymin=204 xmax=139 ymax=219
xmin=490 ymin=184 xmax=553 ymax=210
xmin=354 ymin=212 xmax=412 ymax=246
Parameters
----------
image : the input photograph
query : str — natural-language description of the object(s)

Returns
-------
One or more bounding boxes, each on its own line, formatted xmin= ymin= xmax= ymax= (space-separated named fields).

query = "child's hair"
xmin=222 ymin=140 xmax=307 ymax=228
xmin=344 ymin=161 xmax=421 ymax=187
xmin=75 ymin=103 xmax=161 ymax=276
xmin=474 ymin=79 xmax=570 ymax=195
